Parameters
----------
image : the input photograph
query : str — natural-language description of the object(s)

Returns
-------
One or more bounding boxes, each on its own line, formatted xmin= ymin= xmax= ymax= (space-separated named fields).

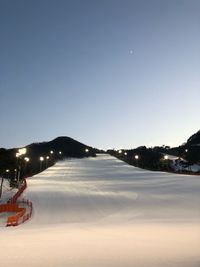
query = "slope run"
xmin=1 ymin=154 xmax=200 ymax=267
xmin=25 ymin=154 xmax=200 ymax=225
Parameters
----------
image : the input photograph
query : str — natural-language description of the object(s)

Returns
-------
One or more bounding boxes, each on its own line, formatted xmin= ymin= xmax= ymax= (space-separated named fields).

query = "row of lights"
xmin=14 ymin=148 xmax=64 ymax=176
xmin=39 ymin=151 xmax=62 ymax=161
xmin=4 ymin=169 xmax=17 ymax=174
xmin=16 ymin=149 xmax=63 ymax=162
xmin=118 ymin=150 xmax=170 ymax=161
xmin=117 ymin=150 xmax=139 ymax=160
xmin=5 ymin=148 xmax=89 ymax=175
xmin=16 ymin=148 xmax=88 ymax=160
xmin=37 ymin=149 xmax=94 ymax=169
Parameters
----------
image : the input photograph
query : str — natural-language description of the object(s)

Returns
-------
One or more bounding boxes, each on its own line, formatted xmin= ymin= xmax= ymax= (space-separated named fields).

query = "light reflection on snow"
xmin=1 ymin=154 xmax=200 ymax=267
xmin=23 ymin=154 xmax=200 ymax=225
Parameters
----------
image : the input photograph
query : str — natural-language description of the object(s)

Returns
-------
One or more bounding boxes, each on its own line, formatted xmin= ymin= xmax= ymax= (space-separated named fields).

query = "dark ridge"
xmin=186 ymin=130 xmax=200 ymax=145
xmin=26 ymin=136 xmax=95 ymax=158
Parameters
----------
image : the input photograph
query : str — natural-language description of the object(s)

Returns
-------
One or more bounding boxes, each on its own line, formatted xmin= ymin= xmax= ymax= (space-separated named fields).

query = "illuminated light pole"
xmin=134 ymin=155 xmax=139 ymax=166
xmin=6 ymin=169 xmax=10 ymax=179
xmin=14 ymin=169 xmax=17 ymax=180
xmin=24 ymin=157 xmax=30 ymax=173
xmin=59 ymin=151 xmax=62 ymax=159
xmin=85 ymin=148 xmax=89 ymax=153
xmin=16 ymin=148 xmax=27 ymax=185
xmin=163 ymin=155 xmax=170 ymax=171
xmin=58 ymin=151 xmax=62 ymax=159
xmin=46 ymin=156 xmax=49 ymax=168
xmin=39 ymin=157 xmax=44 ymax=171
xmin=50 ymin=150 xmax=54 ymax=155
xmin=124 ymin=152 xmax=127 ymax=156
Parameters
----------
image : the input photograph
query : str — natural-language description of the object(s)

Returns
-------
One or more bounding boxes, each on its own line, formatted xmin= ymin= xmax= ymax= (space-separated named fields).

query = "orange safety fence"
xmin=8 ymin=179 xmax=27 ymax=204
xmin=20 ymin=198 xmax=33 ymax=224
xmin=0 ymin=178 xmax=33 ymax=227
xmin=0 ymin=203 xmax=26 ymax=226
xmin=0 ymin=203 xmax=19 ymax=212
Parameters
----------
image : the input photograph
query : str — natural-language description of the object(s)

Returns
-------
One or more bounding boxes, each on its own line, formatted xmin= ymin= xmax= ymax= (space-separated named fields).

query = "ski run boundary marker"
xmin=0 ymin=179 xmax=33 ymax=227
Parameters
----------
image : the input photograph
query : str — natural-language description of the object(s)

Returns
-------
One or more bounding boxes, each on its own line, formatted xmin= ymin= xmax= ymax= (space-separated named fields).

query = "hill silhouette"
xmin=186 ymin=130 xmax=200 ymax=146
xmin=26 ymin=136 xmax=95 ymax=159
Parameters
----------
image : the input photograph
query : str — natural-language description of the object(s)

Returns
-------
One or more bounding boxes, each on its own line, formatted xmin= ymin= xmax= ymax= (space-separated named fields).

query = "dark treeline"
xmin=107 ymin=145 xmax=200 ymax=174
xmin=107 ymin=147 xmax=167 ymax=171
xmin=107 ymin=130 xmax=200 ymax=174
xmin=0 ymin=136 xmax=97 ymax=186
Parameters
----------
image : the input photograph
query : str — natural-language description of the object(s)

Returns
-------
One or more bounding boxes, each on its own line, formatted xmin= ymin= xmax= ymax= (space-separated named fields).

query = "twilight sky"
xmin=0 ymin=0 xmax=199 ymax=149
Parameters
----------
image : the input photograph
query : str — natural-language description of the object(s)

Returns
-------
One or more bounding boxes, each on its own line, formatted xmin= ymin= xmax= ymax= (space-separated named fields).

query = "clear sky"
xmin=0 ymin=0 xmax=199 ymax=149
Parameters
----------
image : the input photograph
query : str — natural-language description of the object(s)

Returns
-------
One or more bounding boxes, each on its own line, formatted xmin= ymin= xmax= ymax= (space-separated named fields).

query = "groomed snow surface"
xmin=1 ymin=154 xmax=200 ymax=267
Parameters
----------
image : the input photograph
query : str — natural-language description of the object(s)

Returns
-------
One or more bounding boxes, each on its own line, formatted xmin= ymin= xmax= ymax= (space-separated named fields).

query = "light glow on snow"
xmin=1 ymin=155 xmax=200 ymax=267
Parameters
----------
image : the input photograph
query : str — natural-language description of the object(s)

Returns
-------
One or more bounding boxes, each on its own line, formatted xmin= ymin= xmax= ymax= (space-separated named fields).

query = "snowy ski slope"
xmin=1 ymin=154 xmax=200 ymax=267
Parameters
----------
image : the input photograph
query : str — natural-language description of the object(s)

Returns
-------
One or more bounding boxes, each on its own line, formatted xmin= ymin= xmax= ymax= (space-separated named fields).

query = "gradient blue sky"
xmin=0 ymin=0 xmax=199 ymax=149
